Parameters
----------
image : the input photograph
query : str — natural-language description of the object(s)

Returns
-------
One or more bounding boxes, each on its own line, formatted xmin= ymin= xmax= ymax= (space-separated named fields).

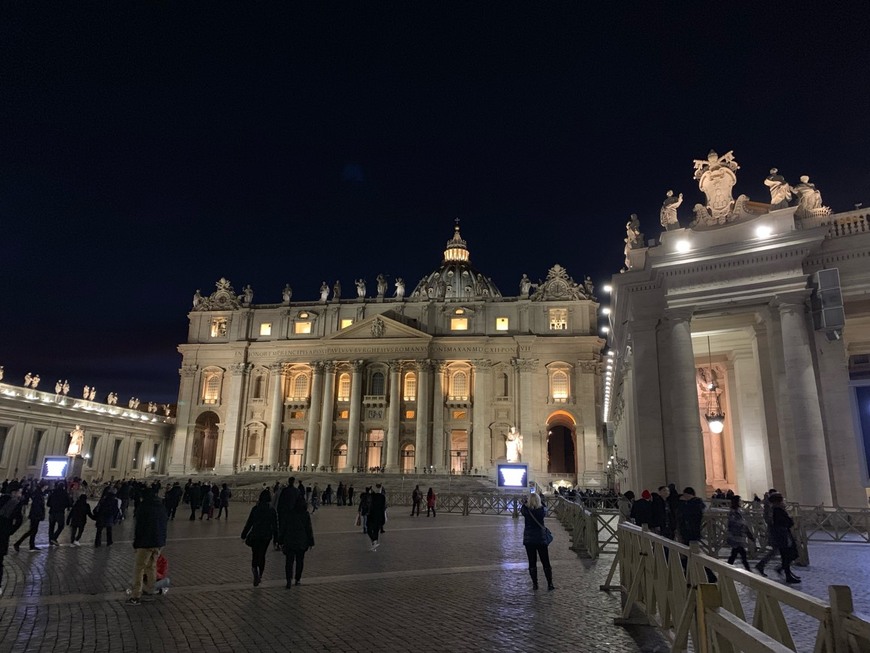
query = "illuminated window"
xmin=451 ymin=318 xmax=468 ymax=331
xmin=337 ymin=373 xmax=351 ymax=401
xmin=403 ymin=372 xmax=417 ymax=401
xmin=452 ymin=409 xmax=467 ymax=420
xmin=370 ymin=372 xmax=385 ymax=395
xmin=451 ymin=371 xmax=468 ymax=398
xmin=291 ymin=374 xmax=309 ymax=399
xmin=341 ymin=318 xmax=353 ymax=329
xmin=551 ymin=370 xmax=569 ymax=400
xmin=549 ymin=308 xmax=568 ymax=331
xmin=294 ymin=321 xmax=312 ymax=334
xmin=405 ymin=410 xmax=415 ymax=419
xmin=496 ymin=317 xmax=509 ymax=331
xmin=455 ymin=308 xmax=465 ymax=315
xmin=338 ymin=409 xmax=349 ymax=419
xmin=259 ymin=323 xmax=272 ymax=336
xmin=202 ymin=372 xmax=222 ymax=404
xmin=210 ymin=318 xmax=228 ymax=337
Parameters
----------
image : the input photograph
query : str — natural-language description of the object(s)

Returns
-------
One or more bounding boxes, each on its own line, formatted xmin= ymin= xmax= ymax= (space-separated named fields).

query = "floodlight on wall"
xmin=703 ymin=336 xmax=725 ymax=434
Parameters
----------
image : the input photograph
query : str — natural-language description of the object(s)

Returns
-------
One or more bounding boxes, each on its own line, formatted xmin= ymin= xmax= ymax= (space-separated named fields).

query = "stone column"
xmin=414 ymin=360 xmax=431 ymax=469
xmin=385 ymin=361 xmax=402 ymax=472
xmin=728 ymin=342 xmax=772 ymax=498
xmin=662 ymin=309 xmax=705 ymax=493
xmin=304 ymin=362 xmax=324 ymax=467
xmin=513 ymin=358 xmax=539 ymax=471
xmin=576 ymin=360 xmax=600 ymax=480
xmin=774 ymin=295 xmax=833 ymax=505
xmin=431 ymin=362 xmax=446 ymax=470
xmin=168 ymin=363 xmax=198 ymax=474
xmin=471 ymin=360 xmax=492 ymax=473
xmin=265 ymin=363 xmax=286 ymax=467
xmin=317 ymin=362 xmax=337 ymax=468
xmin=345 ymin=360 xmax=364 ymax=471
xmin=753 ymin=316 xmax=788 ymax=492
xmin=216 ymin=362 xmax=249 ymax=475
xmin=629 ymin=320 xmax=667 ymax=490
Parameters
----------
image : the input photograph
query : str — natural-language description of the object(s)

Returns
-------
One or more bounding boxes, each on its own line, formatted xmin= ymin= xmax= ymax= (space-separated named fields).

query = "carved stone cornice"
xmin=434 ymin=361 xmax=449 ymax=373
xmin=512 ymin=358 xmax=539 ymax=372
xmin=771 ymin=290 xmax=811 ymax=316
xmin=388 ymin=361 xmax=402 ymax=374
xmin=230 ymin=362 xmax=251 ymax=376
xmin=322 ymin=361 xmax=337 ymax=374
xmin=577 ymin=360 xmax=600 ymax=374
xmin=311 ymin=361 xmax=326 ymax=375
xmin=472 ymin=359 xmax=494 ymax=371
xmin=180 ymin=364 xmax=199 ymax=378
xmin=351 ymin=360 xmax=366 ymax=373
xmin=268 ymin=362 xmax=287 ymax=375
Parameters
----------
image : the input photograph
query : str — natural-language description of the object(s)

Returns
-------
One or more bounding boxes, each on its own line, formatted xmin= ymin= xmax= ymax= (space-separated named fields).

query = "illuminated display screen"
xmin=497 ymin=463 xmax=528 ymax=488
xmin=42 ymin=456 xmax=70 ymax=480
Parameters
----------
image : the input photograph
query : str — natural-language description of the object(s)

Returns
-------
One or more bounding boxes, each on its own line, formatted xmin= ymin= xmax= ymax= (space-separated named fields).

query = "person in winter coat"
xmin=677 ymin=487 xmax=706 ymax=544
xmin=630 ymin=490 xmax=653 ymax=527
xmin=164 ymin=483 xmax=182 ymax=520
xmin=520 ymin=493 xmax=554 ymax=590
xmin=366 ymin=485 xmax=387 ymax=550
xmin=358 ymin=488 xmax=371 ymax=533
xmin=47 ymin=481 xmax=72 ymax=546
xmin=14 ymin=484 xmax=46 ymax=551
xmin=66 ymin=494 xmax=95 ymax=546
xmin=411 ymin=485 xmax=423 ymax=517
xmin=665 ymin=483 xmax=681 ymax=539
xmin=127 ymin=487 xmax=168 ymax=605
xmin=726 ymin=495 xmax=754 ymax=570
xmin=187 ymin=483 xmax=202 ymax=521
xmin=241 ymin=489 xmax=279 ymax=586
xmin=199 ymin=486 xmax=213 ymax=520
xmin=217 ymin=484 xmax=232 ymax=520
xmin=650 ymin=487 xmax=668 ymax=535
xmin=426 ymin=488 xmax=437 ymax=517
xmin=0 ymin=488 xmax=23 ymax=593
xmin=93 ymin=487 xmax=121 ymax=547
xmin=617 ymin=491 xmax=634 ymax=523
xmin=763 ymin=493 xmax=801 ymax=584
xmin=281 ymin=494 xmax=314 ymax=587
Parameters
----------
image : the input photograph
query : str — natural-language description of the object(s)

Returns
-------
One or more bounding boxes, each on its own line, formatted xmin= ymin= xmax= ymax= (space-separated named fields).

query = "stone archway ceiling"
xmin=546 ymin=409 xmax=577 ymax=429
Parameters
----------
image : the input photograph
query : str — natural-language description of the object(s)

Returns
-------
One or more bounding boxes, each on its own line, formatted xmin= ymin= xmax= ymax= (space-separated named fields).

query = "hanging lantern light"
xmin=704 ymin=336 xmax=725 ymax=434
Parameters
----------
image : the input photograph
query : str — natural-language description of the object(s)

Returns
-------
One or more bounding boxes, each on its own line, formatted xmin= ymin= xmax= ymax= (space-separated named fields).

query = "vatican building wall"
xmin=169 ymin=227 xmax=607 ymax=487
xmin=607 ymin=150 xmax=870 ymax=508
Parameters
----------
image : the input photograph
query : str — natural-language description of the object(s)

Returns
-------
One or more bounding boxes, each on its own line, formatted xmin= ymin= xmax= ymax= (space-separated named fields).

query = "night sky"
xmin=2 ymin=4 xmax=869 ymax=405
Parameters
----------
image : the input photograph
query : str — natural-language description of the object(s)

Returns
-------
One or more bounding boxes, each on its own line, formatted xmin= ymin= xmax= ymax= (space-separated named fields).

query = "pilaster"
xmin=471 ymin=359 xmax=492 ymax=472
xmin=304 ymin=362 xmax=324 ymax=467
xmin=265 ymin=363 xmax=286 ymax=467
xmin=385 ymin=361 xmax=402 ymax=472
xmin=346 ymin=360 xmax=364 ymax=470
xmin=317 ymin=362 xmax=337 ymax=468
xmin=216 ymin=362 xmax=249 ymax=475
xmin=415 ymin=360 xmax=431 ymax=469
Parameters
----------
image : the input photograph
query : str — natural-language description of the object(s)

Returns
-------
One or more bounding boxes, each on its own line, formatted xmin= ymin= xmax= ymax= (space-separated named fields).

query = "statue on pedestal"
xmin=333 ymin=280 xmax=342 ymax=301
xmin=192 ymin=289 xmax=202 ymax=309
xmin=764 ymin=168 xmax=792 ymax=209
xmin=792 ymin=175 xmax=831 ymax=218
xmin=24 ymin=373 xmax=32 ymax=388
xmin=282 ymin=284 xmax=292 ymax=304
xmin=519 ymin=274 xmax=531 ymax=298
xmin=376 ymin=274 xmax=387 ymax=298
xmin=624 ymin=214 xmax=644 ymax=269
xmin=692 ymin=149 xmax=740 ymax=225
xmin=241 ymin=285 xmax=253 ymax=305
xmin=83 ymin=385 xmax=90 ymax=399
xmin=67 ymin=425 xmax=84 ymax=458
xmin=89 ymin=387 xmax=96 ymax=401
xmin=0 ymin=366 xmax=3 ymax=381
xmin=660 ymin=190 xmax=683 ymax=229
xmin=355 ymin=279 xmax=366 ymax=299
xmin=505 ymin=427 xmax=523 ymax=462
xmin=31 ymin=375 xmax=40 ymax=389
xmin=319 ymin=282 xmax=329 ymax=302
xmin=62 ymin=380 xmax=70 ymax=396
xmin=55 ymin=380 xmax=62 ymax=394
xmin=394 ymin=278 xmax=405 ymax=299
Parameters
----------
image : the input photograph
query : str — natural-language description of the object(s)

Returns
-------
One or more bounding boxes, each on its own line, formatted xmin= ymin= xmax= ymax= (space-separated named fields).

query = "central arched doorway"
xmin=546 ymin=411 xmax=576 ymax=475
xmin=193 ymin=411 xmax=220 ymax=471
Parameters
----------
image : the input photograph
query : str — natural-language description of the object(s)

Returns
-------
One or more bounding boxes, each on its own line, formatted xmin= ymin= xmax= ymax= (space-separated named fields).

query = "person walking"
xmin=367 ymin=485 xmax=387 ymax=550
xmin=217 ymin=484 xmax=232 ymax=520
xmin=520 ymin=493 xmax=554 ymax=590
xmin=199 ymin=485 xmax=213 ymax=520
xmin=426 ymin=487 xmax=437 ymax=517
xmin=240 ymin=489 xmax=279 ymax=587
xmin=358 ymin=487 xmax=371 ymax=533
xmin=0 ymin=488 xmax=23 ymax=594
xmin=281 ymin=495 xmax=314 ymax=587
xmin=676 ymin=487 xmax=705 ymax=544
xmin=726 ymin=495 xmax=753 ymax=570
xmin=14 ymin=484 xmax=46 ymax=551
xmin=66 ymin=494 xmax=94 ymax=546
xmin=165 ymin=482 xmax=182 ymax=520
xmin=47 ymin=481 xmax=72 ymax=546
xmin=126 ymin=487 xmax=168 ymax=605
xmin=94 ymin=487 xmax=121 ymax=547
xmin=188 ymin=482 xmax=202 ymax=521
xmin=410 ymin=485 xmax=422 ymax=517
xmin=769 ymin=493 xmax=801 ymax=584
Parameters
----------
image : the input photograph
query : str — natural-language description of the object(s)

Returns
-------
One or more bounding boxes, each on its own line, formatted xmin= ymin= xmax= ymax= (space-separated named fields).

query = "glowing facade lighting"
xmin=603 ymin=284 xmax=612 ymax=293
xmin=676 ymin=239 xmax=691 ymax=253
xmin=755 ymin=225 xmax=773 ymax=238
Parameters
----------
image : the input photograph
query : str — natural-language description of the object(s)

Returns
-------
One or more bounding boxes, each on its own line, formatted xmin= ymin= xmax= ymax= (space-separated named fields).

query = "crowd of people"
xmin=615 ymin=484 xmax=801 ymax=583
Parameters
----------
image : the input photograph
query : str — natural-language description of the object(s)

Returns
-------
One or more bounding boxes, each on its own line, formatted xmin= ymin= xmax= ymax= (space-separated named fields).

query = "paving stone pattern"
xmin=1 ymin=499 xmax=868 ymax=653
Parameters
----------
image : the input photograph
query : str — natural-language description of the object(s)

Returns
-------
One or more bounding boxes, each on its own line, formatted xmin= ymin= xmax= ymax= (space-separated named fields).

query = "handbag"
xmin=527 ymin=507 xmax=554 ymax=546
xmin=354 ymin=513 xmax=361 ymax=527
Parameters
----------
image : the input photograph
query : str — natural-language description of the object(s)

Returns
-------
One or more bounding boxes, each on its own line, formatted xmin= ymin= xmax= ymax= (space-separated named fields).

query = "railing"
xmin=797 ymin=506 xmax=870 ymax=543
xmin=604 ymin=522 xmax=870 ymax=652
xmin=550 ymin=496 xmax=599 ymax=558
xmin=799 ymin=207 xmax=870 ymax=238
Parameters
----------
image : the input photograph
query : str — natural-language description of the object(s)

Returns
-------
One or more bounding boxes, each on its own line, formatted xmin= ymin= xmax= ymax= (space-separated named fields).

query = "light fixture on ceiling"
xmin=703 ymin=336 xmax=725 ymax=434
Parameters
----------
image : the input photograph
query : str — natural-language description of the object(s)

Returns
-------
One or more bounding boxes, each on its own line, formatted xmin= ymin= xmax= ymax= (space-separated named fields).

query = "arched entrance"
xmin=192 ymin=411 xmax=220 ymax=471
xmin=401 ymin=443 xmax=415 ymax=473
xmin=546 ymin=411 xmax=576 ymax=475
xmin=365 ymin=429 xmax=384 ymax=470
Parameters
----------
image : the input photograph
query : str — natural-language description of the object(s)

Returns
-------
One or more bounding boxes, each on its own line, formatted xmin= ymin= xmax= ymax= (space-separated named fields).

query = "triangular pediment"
xmin=326 ymin=313 xmax=432 ymax=341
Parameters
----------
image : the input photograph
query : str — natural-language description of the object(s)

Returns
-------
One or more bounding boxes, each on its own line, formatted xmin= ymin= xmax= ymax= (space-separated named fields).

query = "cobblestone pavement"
xmin=1 ymin=502 xmax=867 ymax=653
xmin=0 ymin=502 xmax=669 ymax=653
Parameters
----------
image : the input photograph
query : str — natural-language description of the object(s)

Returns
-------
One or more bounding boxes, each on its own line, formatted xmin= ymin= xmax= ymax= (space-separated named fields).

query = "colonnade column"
xmin=774 ymin=295 xmax=833 ymax=505
xmin=317 ymin=362 xmax=337 ymax=468
xmin=168 ymin=363 xmax=199 ymax=474
xmin=385 ymin=361 xmax=401 ymax=472
xmin=265 ymin=362 xmax=286 ymax=467
xmin=471 ymin=360 xmax=492 ymax=473
xmin=216 ymin=362 xmax=249 ymax=475
xmin=304 ymin=362 xmax=324 ymax=467
xmin=414 ymin=360 xmax=431 ymax=470
xmin=513 ymin=358 xmax=538 ymax=471
xmin=345 ymin=360 xmax=364 ymax=471
xmin=662 ymin=309 xmax=705 ymax=493
xmin=431 ymin=363 xmax=446 ymax=470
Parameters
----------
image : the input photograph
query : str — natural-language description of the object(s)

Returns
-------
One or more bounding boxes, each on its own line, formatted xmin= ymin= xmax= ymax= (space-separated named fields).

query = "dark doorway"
xmin=547 ymin=425 xmax=575 ymax=474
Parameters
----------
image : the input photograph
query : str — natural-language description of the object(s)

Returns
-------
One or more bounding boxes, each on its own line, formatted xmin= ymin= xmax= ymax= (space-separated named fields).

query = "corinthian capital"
xmin=179 ymin=364 xmax=199 ymax=378
xmin=511 ymin=358 xmax=539 ymax=372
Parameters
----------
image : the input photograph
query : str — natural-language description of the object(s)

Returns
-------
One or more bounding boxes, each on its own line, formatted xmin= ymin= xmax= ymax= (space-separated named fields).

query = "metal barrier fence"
xmin=605 ymin=522 xmax=870 ymax=652
xmin=797 ymin=506 xmax=870 ymax=543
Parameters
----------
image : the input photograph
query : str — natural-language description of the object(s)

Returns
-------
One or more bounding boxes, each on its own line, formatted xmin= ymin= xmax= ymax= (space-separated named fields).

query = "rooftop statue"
xmin=192 ymin=289 xmax=202 ymax=308
xmin=792 ymin=175 xmax=832 ymax=219
xmin=376 ymin=274 xmax=387 ymax=298
xmin=55 ymin=380 xmax=62 ymax=394
xmin=624 ymin=214 xmax=644 ymax=269
xmin=62 ymin=380 xmax=70 ymax=396
xmin=83 ymin=385 xmax=90 ymax=399
xmin=241 ymin=285 xmax=254 ymax=305
xmin=692 ymin=149 xmax=740 ymax=225
xmin=394 ymin=277 xmax=405 ymax=299
xmin=764 ymin=168 xmax=792 ymax=209
xmin=282 ymin=284 xmax=292 ymax=304
xmin=355 ymin=278 xmax=366 ymax=299
xmin=519 ymin=274 xmax=532 ymax=298
xmin=333 ymin=280 xmax=342 ymax=300
xmin=319 ymin=282 xmax=329 ymax=302
xmin=660 ymin=190 xmax=683 ymax=230
xmin=31 ymin=374 xmax=40 ymax=389
xmin=24 ymin=372 xmax=32 ymax=387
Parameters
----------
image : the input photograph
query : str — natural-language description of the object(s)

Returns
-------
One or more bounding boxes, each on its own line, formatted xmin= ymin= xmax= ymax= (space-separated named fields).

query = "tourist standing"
xmin=0 ymin=488 xmax=23 ymax=594
xmin=630 ymin=490 xmax=653 ymax=527
xmin=358 ymin=487 xmax=370 ymax=533
xmin=188 ymin=483 xmax=202 ymax=521
xmin=217 ymin=484 xmax=232 ymax=520
xmin=47 ymin=481 xmax=72 ymax=546
xmin=126 ymin=487 xmax=168 ymax=605
xmin=410 ymin=485 xmax=422 ymax=517
xmin=426 ymin=487 xmax=437 ymax=517
xmin=281 ymin=495 xmax=314 ymax=587
xmin=726 ymin=495 xmax=753 ymax=570
xmin=165 ymin=482 xmax=182 ymax=520
xmin=14 ymin=483 xmax=46 ymax=551
xmin=347 ymin=484 xmax=355 ymax=506
xmin=676 ymin=487 xmax=705 ymax=544
xmin=520 ymin=493 xmax=554 ymax=590
xmin=367 ymin=485 xmax=387 ymax=550
xmin=617 ymin=491 xmax=634 ymax=523
xmin=66 ymin=494 xmax=94 ymax=546
xmin=199 ymin=485 xmax=213 ymax=520
xmin=94 ymin=487 xmax=121 ymax=547
xmin=240 ymin=489 xmax=279 ymax=586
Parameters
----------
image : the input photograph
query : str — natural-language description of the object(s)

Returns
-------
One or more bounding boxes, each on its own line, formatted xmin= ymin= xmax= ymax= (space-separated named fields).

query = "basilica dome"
xmin=410 ymin=225 xmax=503 ymax=301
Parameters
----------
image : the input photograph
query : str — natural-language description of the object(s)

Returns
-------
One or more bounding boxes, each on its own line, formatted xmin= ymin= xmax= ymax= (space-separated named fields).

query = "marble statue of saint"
xmin=626 ymin=214 xmax=643 ymax=247
xmin=67 ymin=425 xmax=84 ymax=457
xmin=89 ymin=387 xmax=96 ymax=401
xmin=62 ymin=380 xmax=70 ymax=395
xmin=282 ymin=284 xmax=292 ymax=304
xmin=31 ymin=375 xmax=40 ymax=389
xmin=519 ymin=274 xmax=531 ymax=298
xmin=376 ymin=274 xmax=387 ymax=297
xmin=242 ymin=285 xmax=254 ymax=304
xmin=319 ymin=282 xmax=329 ymax=302
xmin=24 ymin=372 xmax=32 ymax=387
xmin=792 ymin=175 xmax=830 ymax=217
xmin=193 ymin=289 xmax=202 ymax=308
xmin=333 ymin=280 xmax=342 ymax=300
xmin=764 ymin=168 xmax=792 ymax=209
xmin=162 ymin=404 xmax=171 ymax=417
xmin=134 ymin=398 xmax=141 ymax=410
xmin=584 ymin=276 xmax=595 ymax=297
xmin=660 ymin=190 xmax=683 ymax=229
xmin=55 ymin=380 xmax=62 ymax=394
xmin=83 ymin=385 xmax=90 ymax=399
xmin=505 ymin=427 xmax=523 ymax=462
xmin=355 ymin=278 xmax=366 ymax=298
xmin=0 ymin=366 xmax=3 ymax=381
xmin=128 ymin=397 xmax=135 ymax=409
xmin=395 ymin=278 xmax=405 ymax=299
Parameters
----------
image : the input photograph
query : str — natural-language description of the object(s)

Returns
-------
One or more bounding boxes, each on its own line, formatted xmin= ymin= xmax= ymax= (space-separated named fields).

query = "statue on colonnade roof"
xmin=692 ymin=149 xmax=740 ymax=225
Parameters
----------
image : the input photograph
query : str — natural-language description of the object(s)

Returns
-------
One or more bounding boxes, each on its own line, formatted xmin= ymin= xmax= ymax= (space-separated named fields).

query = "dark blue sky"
xmin=2 ymin=3 xmax=869 ymax=404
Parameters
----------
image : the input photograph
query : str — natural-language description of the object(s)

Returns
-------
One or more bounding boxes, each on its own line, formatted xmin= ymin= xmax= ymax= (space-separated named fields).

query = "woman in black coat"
xmin=66 ymin=494 xmax=95 ymax=546
xmin=241 ymin=489 xmax=278 ymax=587
xmin=14 ymin=485 xmax=46 ymax=551
xmin=281 ymin=495 xmax=314 ymax=588
xmin=520 ymin=493 xmax=554 ymax=591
